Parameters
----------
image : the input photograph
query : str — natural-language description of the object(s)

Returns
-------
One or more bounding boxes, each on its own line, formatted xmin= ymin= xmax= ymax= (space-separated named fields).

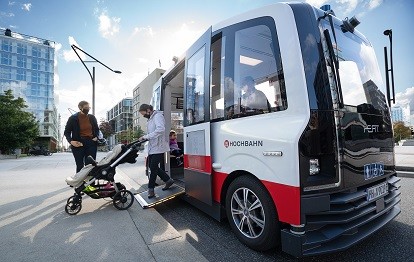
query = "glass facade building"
xmin=0 ymin=29 xmax=59 ymax=151
xmin=106 ymin=98 xmax=133 ymax=147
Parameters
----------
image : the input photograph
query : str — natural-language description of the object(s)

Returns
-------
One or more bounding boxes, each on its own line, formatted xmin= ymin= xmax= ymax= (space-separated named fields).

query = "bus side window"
xmin=210 ymin=34 xmax=225 ymax=121
xmin=185 ymin=46 xmax=206 ymax=125
xmin=229 ymin=20 xmax=286 ymax=118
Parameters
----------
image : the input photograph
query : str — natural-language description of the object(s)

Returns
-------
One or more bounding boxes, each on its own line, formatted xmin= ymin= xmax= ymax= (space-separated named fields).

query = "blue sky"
xmin=1 ymin=0 xmax=413 ymax=125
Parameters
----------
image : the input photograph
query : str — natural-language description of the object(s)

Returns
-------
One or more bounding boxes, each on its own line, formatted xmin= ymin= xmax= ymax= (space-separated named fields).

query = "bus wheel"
xmin=225 ymin=176 xmax=280 ymax=251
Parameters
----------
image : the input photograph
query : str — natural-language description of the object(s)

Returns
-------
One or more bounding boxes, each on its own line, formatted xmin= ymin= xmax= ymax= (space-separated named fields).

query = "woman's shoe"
xmin=162 ymin=179 xmax=174 ymax=190
xmin=148 ymin=188 xmax=155 ymax=198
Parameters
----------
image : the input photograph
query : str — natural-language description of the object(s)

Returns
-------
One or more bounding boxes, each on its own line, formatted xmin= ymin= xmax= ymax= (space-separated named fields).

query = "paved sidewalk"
xmin=0 ymin=154 xmax=207 ymax=262
xmin=395 ymin=146 xmax=414 ymax=177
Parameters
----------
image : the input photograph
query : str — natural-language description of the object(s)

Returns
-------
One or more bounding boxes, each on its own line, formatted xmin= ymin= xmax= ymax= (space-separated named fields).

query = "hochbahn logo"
xmin=224 ymin=140 xmax=263 ymax=148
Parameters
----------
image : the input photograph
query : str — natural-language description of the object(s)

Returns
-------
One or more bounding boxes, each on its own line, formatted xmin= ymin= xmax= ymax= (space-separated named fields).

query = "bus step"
xmin=134 ymin=184 xmax=185 ymax=208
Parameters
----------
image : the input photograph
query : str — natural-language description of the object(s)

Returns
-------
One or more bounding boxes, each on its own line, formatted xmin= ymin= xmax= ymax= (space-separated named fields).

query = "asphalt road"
xmin=119 ymin=155 xmax=414 ymax=262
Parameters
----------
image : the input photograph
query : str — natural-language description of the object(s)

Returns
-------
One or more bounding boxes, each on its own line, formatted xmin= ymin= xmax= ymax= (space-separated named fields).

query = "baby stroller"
xmin=64 ymin=140 xmax=144 ymax=215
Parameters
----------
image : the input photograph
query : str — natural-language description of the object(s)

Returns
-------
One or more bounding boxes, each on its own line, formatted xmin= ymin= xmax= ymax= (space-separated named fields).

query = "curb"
xmin=395 ymin=166 xmax=414 ymax=172
xmin=116 ymin=168 xmax=208 ymax=262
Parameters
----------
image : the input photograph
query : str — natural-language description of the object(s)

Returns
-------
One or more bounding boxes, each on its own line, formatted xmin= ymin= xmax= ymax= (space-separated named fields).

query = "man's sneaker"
xmin=148 ymin=188 xmax=155 ymax=199
xmin=162 ymin=179 xmax=174 ymax=191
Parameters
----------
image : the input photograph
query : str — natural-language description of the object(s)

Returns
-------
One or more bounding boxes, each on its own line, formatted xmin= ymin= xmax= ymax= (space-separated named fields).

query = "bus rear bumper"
xmin=281 ymin=175 xmax=401 ymax=258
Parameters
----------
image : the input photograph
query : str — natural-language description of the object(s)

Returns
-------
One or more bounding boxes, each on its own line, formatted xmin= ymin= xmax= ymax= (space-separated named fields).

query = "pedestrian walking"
xmin=138 ymin=103 xmax=174 ymax=198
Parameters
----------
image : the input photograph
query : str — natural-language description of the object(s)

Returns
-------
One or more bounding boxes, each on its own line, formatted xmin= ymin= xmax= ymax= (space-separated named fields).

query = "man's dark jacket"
xmin=64 ymin=112 xmax=99 ymax=143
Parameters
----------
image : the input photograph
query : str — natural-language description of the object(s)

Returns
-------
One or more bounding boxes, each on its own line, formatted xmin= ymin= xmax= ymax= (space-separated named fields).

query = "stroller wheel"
xmin=65 ymin=201 xmax=82 ymax=215
xmin=66 ymin=195 xmax=82 ymax=204
xmin=113 ymin=190 xmax=134 ymax=210
xmin=67 ymin=196 xmax=74 ymax=204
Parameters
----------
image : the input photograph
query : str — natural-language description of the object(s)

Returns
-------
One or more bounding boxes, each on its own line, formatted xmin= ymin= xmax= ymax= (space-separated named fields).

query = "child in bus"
xmin=169 ymin=130 xmax=183 ymax=166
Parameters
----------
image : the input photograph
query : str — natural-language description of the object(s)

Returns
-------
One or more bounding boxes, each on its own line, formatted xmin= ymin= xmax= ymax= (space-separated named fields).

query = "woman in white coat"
xmin=138 ymin=104 xmax=174 ymax=198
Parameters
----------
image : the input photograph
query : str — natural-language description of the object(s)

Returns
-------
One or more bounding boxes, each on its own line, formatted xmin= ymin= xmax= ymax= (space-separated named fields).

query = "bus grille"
xmin=302 ymin=175 xmax=401 ymax=256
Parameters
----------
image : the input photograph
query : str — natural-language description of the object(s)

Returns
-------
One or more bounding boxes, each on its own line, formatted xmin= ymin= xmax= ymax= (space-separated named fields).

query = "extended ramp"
xmin=134 ymin=184 xmax=185 ymax=208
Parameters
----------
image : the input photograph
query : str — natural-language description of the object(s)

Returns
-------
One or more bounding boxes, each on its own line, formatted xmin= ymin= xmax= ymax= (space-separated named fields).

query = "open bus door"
xmin=183 ymin=27 xmax=213 ymax=206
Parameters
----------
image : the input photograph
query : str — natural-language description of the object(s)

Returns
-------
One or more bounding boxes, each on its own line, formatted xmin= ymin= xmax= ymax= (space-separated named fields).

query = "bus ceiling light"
xmin=310 ymin=159 xmax=320 ymax=176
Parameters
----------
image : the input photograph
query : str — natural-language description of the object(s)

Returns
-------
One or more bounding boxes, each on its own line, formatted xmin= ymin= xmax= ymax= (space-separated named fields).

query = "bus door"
xmin=183 ymin=27 xmax=213 ymax=205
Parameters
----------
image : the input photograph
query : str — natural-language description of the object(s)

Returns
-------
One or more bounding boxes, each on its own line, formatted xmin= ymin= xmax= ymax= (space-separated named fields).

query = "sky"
xmin=1 ymin=0 xmax=413 ymax=128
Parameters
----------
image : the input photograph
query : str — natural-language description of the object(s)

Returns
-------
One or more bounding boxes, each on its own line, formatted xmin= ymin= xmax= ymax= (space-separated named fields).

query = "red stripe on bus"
xmin=261 ymin=180 xmax=301 ymax=225
xmin=212 ymin=171 xmax=227 ymax=202
xmin=183 ymin=154 xmax=212 ymax=173
xmin=211 ymin=171 xmax=301 ymax=225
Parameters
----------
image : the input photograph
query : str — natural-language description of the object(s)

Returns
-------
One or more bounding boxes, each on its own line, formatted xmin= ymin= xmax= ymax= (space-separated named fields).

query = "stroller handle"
xmin=126 ymin=139 xmax=147 ymax=149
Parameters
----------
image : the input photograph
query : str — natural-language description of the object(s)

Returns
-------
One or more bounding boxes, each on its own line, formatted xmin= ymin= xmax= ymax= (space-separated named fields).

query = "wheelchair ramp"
xmin=135 ymin=184 xmax=185 ymax=208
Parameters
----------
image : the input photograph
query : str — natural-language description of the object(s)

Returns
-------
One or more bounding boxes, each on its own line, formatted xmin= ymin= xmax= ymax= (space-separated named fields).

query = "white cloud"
xmin=395 ymin=87 xmax=414 ymax=124
xmin=305 ymin=0 xmax=384 ymax=17
xmin=98 ymin=12 xmax=120 ymax=39
xmin=367 ymin=0 xmax=382 ymax=10
xmin=336 ymin=0 xmax=359 ymax=15
xmin=395 ymin=87 xmax=414 ymax=109
xmin=22 ymin=3 xmax=32 ymax=11
xmin=133 ymin=26 xmax=155 ymax=37
xmin=62 ymin=36 xmax=86 ymax=62
xmin=124 ymin=21 xmax=203 ymax=73
xmin=8 ymin=1 xmax=16 ymax=6
xmin=0 ymin=12 xmax=15 ymax=18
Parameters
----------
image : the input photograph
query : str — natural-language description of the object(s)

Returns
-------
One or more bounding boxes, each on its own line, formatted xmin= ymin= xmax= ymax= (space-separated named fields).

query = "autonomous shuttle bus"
xmin=137 ymin=2 xmax=401 ymax=257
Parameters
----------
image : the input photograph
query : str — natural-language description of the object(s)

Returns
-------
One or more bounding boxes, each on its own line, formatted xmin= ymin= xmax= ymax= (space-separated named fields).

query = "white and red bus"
xmin=140 ymin=2 xmax=401 ymax=257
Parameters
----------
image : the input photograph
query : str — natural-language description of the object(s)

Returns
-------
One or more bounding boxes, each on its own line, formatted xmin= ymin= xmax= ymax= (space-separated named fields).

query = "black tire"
xmin=66 ymin=196 xmax=74 ymax=204
xmin=225 ymin=176 xmax=280 ymax=251
xmin=113 ymin=189 xmax=134 ymax=210
xmin=66 ymin=195 xmax=82 ymax=204
xmin=65 ymin=201 xmax=82 ymax=215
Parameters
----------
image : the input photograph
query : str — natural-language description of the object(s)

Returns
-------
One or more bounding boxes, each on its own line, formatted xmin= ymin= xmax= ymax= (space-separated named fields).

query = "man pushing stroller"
xmin=138 ymin=104 xmax=174 ymax=198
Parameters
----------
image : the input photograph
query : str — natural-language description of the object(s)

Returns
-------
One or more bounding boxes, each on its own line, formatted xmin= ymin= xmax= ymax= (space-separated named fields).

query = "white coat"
xmin=142 ymin=110 xmax=169 ymax=155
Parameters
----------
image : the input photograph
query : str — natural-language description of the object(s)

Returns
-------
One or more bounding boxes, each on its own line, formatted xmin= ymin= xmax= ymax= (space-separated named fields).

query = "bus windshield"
xmin=322 ymin=19 xmax=387 ymax=111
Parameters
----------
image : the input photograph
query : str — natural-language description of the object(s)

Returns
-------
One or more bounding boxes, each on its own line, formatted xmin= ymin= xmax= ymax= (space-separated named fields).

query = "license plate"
xmin=364 ymin=162 xmax=384 ymax=180
xmin=366 ymin=182 xmax=388 ymax=202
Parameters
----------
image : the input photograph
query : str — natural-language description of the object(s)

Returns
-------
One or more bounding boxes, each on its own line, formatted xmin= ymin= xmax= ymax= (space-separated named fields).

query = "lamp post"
xmin=383 ymin=29 xmax=395 ymax=106
xmin=71 ymin=45 xmax=121 ymax=115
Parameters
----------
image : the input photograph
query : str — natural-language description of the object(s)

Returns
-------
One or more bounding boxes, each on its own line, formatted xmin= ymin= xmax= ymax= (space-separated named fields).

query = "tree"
xmin=393 ymin=121 xmax=411 ymax=143
xmin=0 ymin=90 xmax=39 ymax=154
xmin=116 ymin=125 xmax=145 ymax=144
xmin=135 ymin=125 xmax=145 ymax=140
xmin=99 ymin=119 xmax=113 ymax=138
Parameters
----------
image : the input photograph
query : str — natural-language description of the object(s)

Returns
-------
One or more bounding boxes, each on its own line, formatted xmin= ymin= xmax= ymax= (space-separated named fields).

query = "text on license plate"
xmin=366 ymin=182 xmax=388 ymax=202
xmin=364 ymin=162 xmax=384 ymax=180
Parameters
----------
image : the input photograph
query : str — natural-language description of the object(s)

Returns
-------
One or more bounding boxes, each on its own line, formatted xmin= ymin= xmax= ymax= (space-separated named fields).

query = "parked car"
xmin=27 ymin=146 xmax=52 ymax=156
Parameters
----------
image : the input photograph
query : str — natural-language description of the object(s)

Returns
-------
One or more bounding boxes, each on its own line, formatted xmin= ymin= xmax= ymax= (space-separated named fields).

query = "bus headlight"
xmin=309 ymin=159 xmax=320 ymax=176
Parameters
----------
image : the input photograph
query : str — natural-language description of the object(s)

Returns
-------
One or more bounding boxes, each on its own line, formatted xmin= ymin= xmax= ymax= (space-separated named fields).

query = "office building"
xmin=0 ymin=28 xmax=59 ymax=151
xmin=106 ymin=98 xmax=133 ymax=147
xmin=391 ymin=105 xmax=411 ymax=126
xmin=132 ymin=68 xmax=165 ymax=132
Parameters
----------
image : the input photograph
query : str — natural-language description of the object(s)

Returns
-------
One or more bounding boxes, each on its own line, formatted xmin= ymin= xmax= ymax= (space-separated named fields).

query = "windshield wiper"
xmin=323 ymin=28 xmax=343 ymax=108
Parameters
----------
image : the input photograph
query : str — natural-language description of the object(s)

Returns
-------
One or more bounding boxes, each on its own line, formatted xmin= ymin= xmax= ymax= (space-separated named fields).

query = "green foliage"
xmin=393 ymin=121 xmax=412 ymax=142
xmin=135 ymin=125 xmax=145 ymax=139
xmin=117 ymin=125 xmax=144 ymax=144
xmin=0 ymin=90 xmax=39 ymax=154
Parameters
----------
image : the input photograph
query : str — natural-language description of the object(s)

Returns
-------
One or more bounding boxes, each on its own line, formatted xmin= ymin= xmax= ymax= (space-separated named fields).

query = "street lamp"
xmin=71 ymin=45 xmax=122 ymax=115
xmin=383 ymin=29 xmax=395 ymax=106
